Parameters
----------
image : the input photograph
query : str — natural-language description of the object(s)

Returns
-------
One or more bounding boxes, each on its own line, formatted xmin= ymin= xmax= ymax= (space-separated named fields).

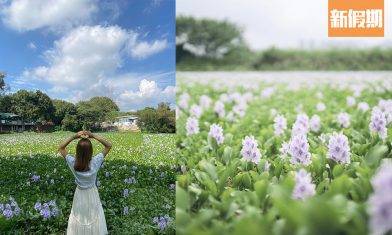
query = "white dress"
xmin=65 ymin=153 xmax=108 ymax=235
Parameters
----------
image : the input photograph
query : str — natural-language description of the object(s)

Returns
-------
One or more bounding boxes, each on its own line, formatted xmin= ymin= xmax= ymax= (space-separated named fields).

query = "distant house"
xmin=0 ymin=113 xmax=35 ymax=133
xmin=115 ymin=115 xmax=138 ymax=126
xmin=114 ymin=115 xmax=140 ymax=132
xmin=101 ymin=115 xmax=140 ymax=132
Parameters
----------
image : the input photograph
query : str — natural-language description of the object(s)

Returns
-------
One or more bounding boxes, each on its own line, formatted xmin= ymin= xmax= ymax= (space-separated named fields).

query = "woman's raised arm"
xmin=58 ymin=131 xmax=83 ymax=158
xmin=86 ymin=131 xmax=112 ymax=157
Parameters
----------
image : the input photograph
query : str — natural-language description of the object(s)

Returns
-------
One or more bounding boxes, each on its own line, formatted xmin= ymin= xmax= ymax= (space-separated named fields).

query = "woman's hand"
xmin=74 ymin=131 xmax=85 ymax=139
xmin=59 ymin=131 xmax=83 ymax=158
xmin=84 ymin=130 xmax=95 ymax=139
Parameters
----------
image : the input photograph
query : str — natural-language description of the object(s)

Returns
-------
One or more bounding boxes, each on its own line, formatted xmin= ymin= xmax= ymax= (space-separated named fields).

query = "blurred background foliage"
xmin=176 ymin=16 xmax=392 ymax=71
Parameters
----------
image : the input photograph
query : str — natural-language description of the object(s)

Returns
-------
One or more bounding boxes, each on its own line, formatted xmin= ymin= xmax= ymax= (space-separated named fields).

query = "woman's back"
xmin=66 ymin=153 xmax=104 ymax=189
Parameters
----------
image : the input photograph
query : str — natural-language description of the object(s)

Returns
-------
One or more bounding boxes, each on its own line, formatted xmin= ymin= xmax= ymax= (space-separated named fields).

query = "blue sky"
xmin=0 ymin=0 xmax=175 ymax=111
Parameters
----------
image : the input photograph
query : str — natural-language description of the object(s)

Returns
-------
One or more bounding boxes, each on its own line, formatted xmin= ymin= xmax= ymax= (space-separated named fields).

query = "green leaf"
xmin=365 ymin=145 xmax=389 ymax=167
xmin=254 ymin=180 xmax=268 ymax=202
xmin=176 ymin=186 xmax=190 ymax=211
xmin=332 ymin=164 xmax=344 ymax=178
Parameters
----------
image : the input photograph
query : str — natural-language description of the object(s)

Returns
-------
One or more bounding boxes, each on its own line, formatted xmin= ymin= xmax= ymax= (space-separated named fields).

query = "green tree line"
xmin=176 ymin=16 xmax=392 ymax=71
xmin=0 ymin=74 xmax=175 ymax=133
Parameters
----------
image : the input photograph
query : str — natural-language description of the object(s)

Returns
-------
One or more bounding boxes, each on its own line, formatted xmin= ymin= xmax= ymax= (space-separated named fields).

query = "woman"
xmin=58 ymin=131 xmax=112 ymax=235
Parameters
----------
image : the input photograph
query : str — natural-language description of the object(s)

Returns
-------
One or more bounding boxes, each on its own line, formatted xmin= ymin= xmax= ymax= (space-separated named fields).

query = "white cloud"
xmin=28 ymin=42 xmax=36 ymax=50
xmin=22 ymin=25 xmax=171 ymax=110
xmin=1 ymin=0 xmax=97 ymax=32
xmin=118 ymin=79 xmax=175 ymax=110
xmin=128 ymin=39 xmax=168 ymax=59
xmin=177 ymin=0 xmax=392 ymax=50
xmin=152 ymin=0 xmax=163 ymax=7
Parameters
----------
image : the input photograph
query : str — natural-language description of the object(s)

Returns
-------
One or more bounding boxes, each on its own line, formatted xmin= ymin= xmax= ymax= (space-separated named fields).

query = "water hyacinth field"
xmin=0 ymin=132 xmax=176 ymax=234
xmin=176 ymin=73 xmax=392 ymax=235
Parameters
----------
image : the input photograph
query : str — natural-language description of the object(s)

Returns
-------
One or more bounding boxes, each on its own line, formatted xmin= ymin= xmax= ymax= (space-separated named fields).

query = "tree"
xmin=35 ymin=90 xmax=55 ymax=121
xmin=176 ymin=16 xmax=249 ymax=61
xmin=53 ymin=99 xmax=77 ymax=126
xmin=137 ymin=107 xmax=159 ymax=133
xmin=156 ymin=102 xmax=175 ymax=133
xmin=0 ymin=73 xmax=5 ymax=92
xmin=10 ymin=90 xmax=55 ymax=122
xmin=137 ymin=103 xmax=175 ymax=133
xmin=62 ymin=114 xmax=81 ymax=132
xmin=0 ymin=72 xmax=10 ymax=95
xmin=89 ymin=97 xmax=119 ymax=114
xmin=0 ymin=95 xmax=12 ymax=113
xmin=76 ymin=96 xmax=119 ymax=130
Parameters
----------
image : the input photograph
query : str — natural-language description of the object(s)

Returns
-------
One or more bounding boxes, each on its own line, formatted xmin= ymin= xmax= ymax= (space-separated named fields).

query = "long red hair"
xmin=74 ymin=138 xmax=93 ymax=172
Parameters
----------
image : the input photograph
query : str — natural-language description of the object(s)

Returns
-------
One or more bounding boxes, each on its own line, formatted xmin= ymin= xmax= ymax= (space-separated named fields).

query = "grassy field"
xmin=0 ymin=132 xmax=176 ymax=234
xmin=176 ymin=77 xmax=392 ymax=235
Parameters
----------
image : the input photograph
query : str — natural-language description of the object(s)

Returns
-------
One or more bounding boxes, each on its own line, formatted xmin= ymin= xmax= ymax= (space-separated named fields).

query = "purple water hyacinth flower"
xmin=309 ymin=115 xmax=321 ymax=132
xmin=240 ymin=135 xmax=262 ymax=164
xmin=378 ymin=99 xmax=392 ymax=124
xmin=369 ymin=107 xmax=387 ymax=140
xmin=337 ymin=112 xmax=350 ymax=128
xmin=208 ymin=124 xmax=224 ymax=145
xmin=346 ymin=96 xmax=356 ymax=107
xmin=51 ymin=207 xmax=59 ymax=217
xmin=274 ymin=114 xmax=287 ymax=136
xmin=214 ymin=101 xmax=225 ymax=118
xmin=199 ymin=95 xmax=212 ymax=110
xmin=230 ymin=92 xmax=243 ymax=104
xmin=13 ymin=205 xmax=20 ymax=216
xmin=261 ymin=87 xmax=275 ymax=98
xmin=123 ymin=206 xmax=129 ymax=215
xmin=105 ymin=172 xmax=110 ymax=178
xmin=232 ymin=101 xmax=247 ymax=118
xmin=185 ymin=117 xmax=199 ymax=136
xmin=169 ymin=184 xmax=175 ymax=190
xmin=35 ymin=200 xmax=59 ymax=219
xmin=352 ymin=86 xmax=363 ymax=97
xmin=190 ymin=104 xmax=202 ymax=118
xmin=288 ymin=134 xmax=311 ymax=166
xmin=124 ymin=177 xmax=137 ymax=184
xmin=243 ymin=92 xmax=254 ymax=103
xmin=123 ymin=189 xmax=129 ymax=198
xmin=9 ymin=197 xmax=16 ymax=206
xmin=31 ymin=174 xmax=40 ymax=182
xmin=3 ymin=208 xmax=13 ymax=219
xmin=292 ymin=169 xmax=316 ymax=200
xmin=40 ymin=208 xmax=51 ymax=219
xmin=327 ymin=133 xmax=351 ymax=164
xmin=358 ymin=102 xmax=370 ymax=112
xmin=292 ymin=114 xmax=309 ymax=136
xmin=153 ymin=215 xmax=172 ymax=231
xmin=0 ymin=198 xmax=21 ymax=220
xmin=178 ymin=92 xmax=190 ymax=110
xmin=316 ymin=102 xmax=326 ymax=111
xmin=368 ymin=161 xmax=392 ymax=235
xmin=280 ymin=141 xmax=290 ymax=156
xmin=34 ymin=202 xmax=41 ymax=211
